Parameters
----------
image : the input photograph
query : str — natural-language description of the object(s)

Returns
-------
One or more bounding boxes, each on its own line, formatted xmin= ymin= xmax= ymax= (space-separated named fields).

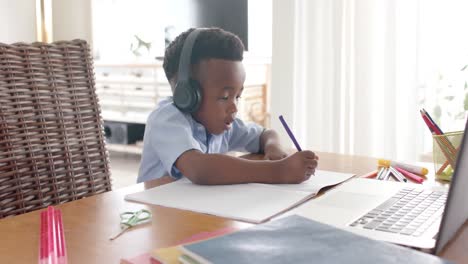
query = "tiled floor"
xmin=108 ymin=151 xmax=142 ymax=189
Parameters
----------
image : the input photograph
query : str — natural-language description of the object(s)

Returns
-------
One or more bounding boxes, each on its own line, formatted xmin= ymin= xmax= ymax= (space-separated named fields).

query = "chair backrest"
xmin=0 ymin=39 xmax=112 ymax=218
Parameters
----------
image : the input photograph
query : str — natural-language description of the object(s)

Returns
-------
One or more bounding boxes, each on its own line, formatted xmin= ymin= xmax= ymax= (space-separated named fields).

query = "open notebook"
xmin=125 ymin=170 xmax=354 ymax=223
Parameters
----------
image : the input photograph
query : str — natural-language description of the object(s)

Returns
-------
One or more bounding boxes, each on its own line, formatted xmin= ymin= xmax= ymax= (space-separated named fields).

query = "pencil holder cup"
xmin=432 ymin=131 xmax=464 ymax=181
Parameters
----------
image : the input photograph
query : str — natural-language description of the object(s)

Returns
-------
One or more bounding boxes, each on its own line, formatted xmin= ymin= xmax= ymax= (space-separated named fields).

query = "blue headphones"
xmin=173 ymin=29 xmax=203 ymax=113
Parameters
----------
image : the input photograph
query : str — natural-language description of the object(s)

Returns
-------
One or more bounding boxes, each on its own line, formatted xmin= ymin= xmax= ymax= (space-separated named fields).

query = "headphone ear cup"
xmin=173 ymin=80 xmax=202 ymax=113
xmin=174 ymin=29 xmax=203 ymax=113
xmin=189 ymin=79 xmax=202 ymax=112
xmin=173 ymin=81 xmax=192 ymax=112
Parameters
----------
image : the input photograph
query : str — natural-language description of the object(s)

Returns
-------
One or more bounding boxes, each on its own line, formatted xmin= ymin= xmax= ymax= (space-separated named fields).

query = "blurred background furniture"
xmin=0 ymin=39 xmax=112 ymax=218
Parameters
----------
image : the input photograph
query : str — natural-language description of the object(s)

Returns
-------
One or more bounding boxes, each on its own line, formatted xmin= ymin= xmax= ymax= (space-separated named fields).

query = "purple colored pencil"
xmin=279 ymin=115 xmax=302 ymax=151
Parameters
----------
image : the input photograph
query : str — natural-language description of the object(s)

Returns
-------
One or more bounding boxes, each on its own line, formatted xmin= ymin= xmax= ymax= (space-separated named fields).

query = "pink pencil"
xmin=39 ymin=211 xmax=47 ymax=264
xmin=55 ymin=210 xmax=67 ymax=264
xmin=361 ymin=170 xmax=379 ymax=179
xmin=39 ymin=206 xmax=68 ymax=264
xmin=47 ymin=206 xmax=57 ymax=264
xmin=395 ymin=166 xmax=424 ymax=184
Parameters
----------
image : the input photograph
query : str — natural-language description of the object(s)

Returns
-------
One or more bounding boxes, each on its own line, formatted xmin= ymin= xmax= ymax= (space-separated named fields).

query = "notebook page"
xmin=257 ymin=170 xmax=355 ymax=195
xmin=125 ymin=179 xmax=312 ymax=223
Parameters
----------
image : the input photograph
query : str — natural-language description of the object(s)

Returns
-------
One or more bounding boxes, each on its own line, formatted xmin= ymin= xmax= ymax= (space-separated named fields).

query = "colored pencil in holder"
xmin=420 ymin=109 xmax=457 ymax=156
xmin=420 ymin=109 xmax=460 ymax=176
xmin=433 ymin=131 xmax=463 ymax=178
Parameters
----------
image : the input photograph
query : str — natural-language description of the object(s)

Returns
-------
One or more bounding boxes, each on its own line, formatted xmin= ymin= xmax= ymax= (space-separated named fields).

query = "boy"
xmin=137 ymin=28 xmax=318 ymax=185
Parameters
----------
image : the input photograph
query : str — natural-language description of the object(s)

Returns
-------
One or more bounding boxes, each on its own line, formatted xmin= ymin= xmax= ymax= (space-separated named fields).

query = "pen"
xmin=382 ymin=167 xmax=392 ymax=181
xmin=279 ymin=115 xmax=302 ymax=151
xmin=376 ymin=167 xmax=386 ymax=180
xmin=378 ymin=159 xmax=428 ymax=176
xmin=388 ymin=166 xmax=407 ymax=182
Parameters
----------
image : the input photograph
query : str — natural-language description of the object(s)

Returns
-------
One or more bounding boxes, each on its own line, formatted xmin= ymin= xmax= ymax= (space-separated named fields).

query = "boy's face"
xmin=192 ymin=59 xmax=245 ymax=135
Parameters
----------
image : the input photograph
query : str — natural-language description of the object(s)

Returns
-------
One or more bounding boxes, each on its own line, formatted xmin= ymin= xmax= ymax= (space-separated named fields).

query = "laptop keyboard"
xmin=350 ymin=188 xmax=447 ymax=237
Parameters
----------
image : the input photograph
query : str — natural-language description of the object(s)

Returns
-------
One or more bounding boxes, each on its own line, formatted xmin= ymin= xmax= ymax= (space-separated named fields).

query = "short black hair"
xmin=163 ymin=27 xmax=245 ymax=84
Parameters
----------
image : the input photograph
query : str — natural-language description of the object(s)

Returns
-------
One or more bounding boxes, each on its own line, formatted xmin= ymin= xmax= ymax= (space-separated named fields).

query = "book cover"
xmin=120 ymin=227 xmax=237 ymax=264
xmin=151 ymin=227 xmax=237 ymax=263
xmin=180 ymin=215 xmax=453 ymax=264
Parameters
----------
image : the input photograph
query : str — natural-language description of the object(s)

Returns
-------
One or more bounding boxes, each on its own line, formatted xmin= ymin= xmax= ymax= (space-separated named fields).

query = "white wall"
xmin=0 ymin=0 xmax=37 ymax=43
xmin=52 ymin=0 xmax=92 ymax=44
xmin=247 ymin=0 xmax=272 ymax=57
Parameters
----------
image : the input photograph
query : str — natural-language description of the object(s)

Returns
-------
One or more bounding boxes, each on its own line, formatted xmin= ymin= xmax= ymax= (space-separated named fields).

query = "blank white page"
xmin=261 ymin=170 xmax=355 ymax=195
xmin=125 ymin=170 xmax=355 ymax=224
xmin=125 ymin=179 xmax=312 ymax=224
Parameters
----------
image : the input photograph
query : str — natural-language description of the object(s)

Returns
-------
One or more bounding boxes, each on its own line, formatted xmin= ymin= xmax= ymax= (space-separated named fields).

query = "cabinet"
xmin=94 ymin=63 xmax=171 ymax=124
xmin=94 ymin=60 xmax=270 ymax=128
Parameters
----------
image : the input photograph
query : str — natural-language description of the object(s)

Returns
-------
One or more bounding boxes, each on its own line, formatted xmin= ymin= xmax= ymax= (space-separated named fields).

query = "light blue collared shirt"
xmin=137 ymin=98 xmax=264 ymax=183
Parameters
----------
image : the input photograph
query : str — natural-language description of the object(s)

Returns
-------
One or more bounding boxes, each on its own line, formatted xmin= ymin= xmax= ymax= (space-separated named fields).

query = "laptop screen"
xmin=435 ymin=121 xmax=468 ymax=254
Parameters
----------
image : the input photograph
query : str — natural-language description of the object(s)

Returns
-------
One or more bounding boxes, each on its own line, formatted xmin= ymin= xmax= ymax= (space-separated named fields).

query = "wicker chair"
xmin=0 ymin=40 xmax=112 ymax=218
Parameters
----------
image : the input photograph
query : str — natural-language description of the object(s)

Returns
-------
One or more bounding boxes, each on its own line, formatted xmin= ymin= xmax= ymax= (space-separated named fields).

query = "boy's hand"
xmin=278 ymin=151 xmax=318 ymax=184
xmin=263 ymin=144 xmax=288 ymax=160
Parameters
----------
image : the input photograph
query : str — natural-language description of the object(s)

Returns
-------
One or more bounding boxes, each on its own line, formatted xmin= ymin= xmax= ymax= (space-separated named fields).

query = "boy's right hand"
xmin=278 ymin=151 xmax=318 ymax=184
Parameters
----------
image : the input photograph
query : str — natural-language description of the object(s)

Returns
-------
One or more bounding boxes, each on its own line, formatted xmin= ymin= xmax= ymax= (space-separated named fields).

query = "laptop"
xmin=295 ymin=122 xmax=468 ymax=253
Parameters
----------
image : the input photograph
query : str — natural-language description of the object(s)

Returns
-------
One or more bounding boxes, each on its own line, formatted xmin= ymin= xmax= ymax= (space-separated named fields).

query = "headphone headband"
xmin=177 ymin=29 xmax=202 ymax=83
xmin=173 ymin=28 xmax=204 ymax=113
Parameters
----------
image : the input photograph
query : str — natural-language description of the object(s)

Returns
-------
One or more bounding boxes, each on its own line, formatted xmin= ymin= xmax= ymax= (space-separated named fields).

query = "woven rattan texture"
xmin=0 ymin=40 xmax=112 ymax=218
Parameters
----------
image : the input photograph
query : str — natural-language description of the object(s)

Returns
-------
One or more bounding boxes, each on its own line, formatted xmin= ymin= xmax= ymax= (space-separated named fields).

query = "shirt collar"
xmin=189 ymin=115 xmax=209 ymax=143
xmin=188 ymin=115 xmax=224 ymax=144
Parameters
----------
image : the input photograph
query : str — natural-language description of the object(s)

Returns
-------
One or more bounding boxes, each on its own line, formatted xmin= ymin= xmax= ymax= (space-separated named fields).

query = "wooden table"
xmin=0 ymin=152 xmax=466 ymax=263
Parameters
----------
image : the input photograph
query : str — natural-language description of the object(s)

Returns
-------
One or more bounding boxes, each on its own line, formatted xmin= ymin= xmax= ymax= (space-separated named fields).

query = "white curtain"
xmin=271 ymin=0 xmax=426 ymax=161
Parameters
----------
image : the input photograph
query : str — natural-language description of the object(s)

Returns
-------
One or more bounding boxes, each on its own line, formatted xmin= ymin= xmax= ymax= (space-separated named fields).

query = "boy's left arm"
xmin=260 ymin=129 xmax=288 ymax=160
